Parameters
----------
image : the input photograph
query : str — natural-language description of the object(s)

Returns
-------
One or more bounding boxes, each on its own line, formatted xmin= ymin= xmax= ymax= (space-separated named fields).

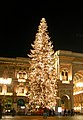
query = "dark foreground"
xmin=1 ymin=115 xmax=83 ymax=120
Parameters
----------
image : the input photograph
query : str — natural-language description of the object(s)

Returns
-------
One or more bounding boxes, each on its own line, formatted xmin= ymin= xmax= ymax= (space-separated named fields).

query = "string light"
xmin=28 ymin=18 xmax=57 ymax=111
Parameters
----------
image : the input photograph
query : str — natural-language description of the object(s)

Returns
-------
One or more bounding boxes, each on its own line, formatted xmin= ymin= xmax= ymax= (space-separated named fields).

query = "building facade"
xmin=55 ymin=50 xmax=83 ymax=113
xmin=0 ymin=50 xmax=83 ymax=113
xmin=0 ymin=57 xmax=30 ymax=113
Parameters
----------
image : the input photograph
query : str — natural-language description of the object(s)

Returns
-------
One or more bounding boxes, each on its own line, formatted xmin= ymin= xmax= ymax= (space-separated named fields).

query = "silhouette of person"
xmin=0 ymin=104 xmax=3 ymax=119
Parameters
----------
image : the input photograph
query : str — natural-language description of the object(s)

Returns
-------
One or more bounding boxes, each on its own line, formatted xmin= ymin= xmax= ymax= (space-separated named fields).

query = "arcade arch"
xmin=60 ymin=94 xmax=71 ymax=110
xmin=73 ymin=70 xmax=83 ymax=112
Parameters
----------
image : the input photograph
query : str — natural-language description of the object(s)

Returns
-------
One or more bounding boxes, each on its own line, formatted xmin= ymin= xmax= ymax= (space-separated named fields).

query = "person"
xmin=25 ymin=107 xmax=28 ymax=115
xmin=70 ymin=109 xmax=74 ymax=116
xmin=43 ymin=107 xmax=48 ymax=118
xmin=11 ymin=108 xmax=16 ymax=116
xmin=0 ymin=104 xmax=3 ymax=119
xmin=67 ymin=109 xmax=70 ymax=116
xmin=63 ymin=109 xmax=66 ymax=116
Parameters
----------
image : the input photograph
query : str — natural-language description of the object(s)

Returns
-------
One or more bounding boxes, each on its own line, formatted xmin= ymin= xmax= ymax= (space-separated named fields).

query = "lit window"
xmin=17 ymin=71 xmax=27 ymax=80
xmin=7 ymin=86 xmax=11 ymax=93
xmin=18 ymin=87 xmax=24 ymax=93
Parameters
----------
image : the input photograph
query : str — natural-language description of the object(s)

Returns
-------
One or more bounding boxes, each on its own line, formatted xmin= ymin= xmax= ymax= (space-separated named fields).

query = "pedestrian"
xmin=11 ymin=108 xmax=16 ymax=116
xmin=0 ymin=104 xmax=3 ymax=119
xmin=68 ymin=109 xmax=70 ymax=116
xmin=43 ymin=107 xmax=48 ymax=118
xmin=25 ymin=107 xmax=28 ymax=115
xmin=63 ymin=109 xmax=66 ymax=116
xmin=70 ymin=109 xmax=74 ymax=116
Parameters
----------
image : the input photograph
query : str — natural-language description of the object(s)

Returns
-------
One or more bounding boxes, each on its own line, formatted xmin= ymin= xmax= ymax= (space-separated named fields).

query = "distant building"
xmin=0 ymin=50 xmax=83 ymax=113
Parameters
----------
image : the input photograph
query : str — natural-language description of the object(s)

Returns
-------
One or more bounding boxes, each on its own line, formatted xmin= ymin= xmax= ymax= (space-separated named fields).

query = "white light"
xmin=76 ymin=82 xmax=83 ymax=87
xmin=21 ymin=106 xmax=25 ymax=109
xmin=58 ymin=107 xmax=62 ymax=113
xmin=65 ymin=95 xmax=70 ymax=100
xmin=73 ymin=90 xmax=83 ymax=95
xmin=62 ymin=81 xmax=70 ymax=84
xmin=0 ymin=78 xmax=12 ymax=84
xmin=18 ymin=79 xmax=26 ymax=82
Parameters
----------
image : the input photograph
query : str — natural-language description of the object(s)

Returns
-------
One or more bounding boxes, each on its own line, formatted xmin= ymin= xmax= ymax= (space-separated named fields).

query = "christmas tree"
xmin=28 ymin=18 xmax=57 ymax=111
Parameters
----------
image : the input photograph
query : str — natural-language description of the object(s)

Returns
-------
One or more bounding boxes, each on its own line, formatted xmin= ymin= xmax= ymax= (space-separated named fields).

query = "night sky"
xmin=0 ymin=1 xmax=83 ymax=58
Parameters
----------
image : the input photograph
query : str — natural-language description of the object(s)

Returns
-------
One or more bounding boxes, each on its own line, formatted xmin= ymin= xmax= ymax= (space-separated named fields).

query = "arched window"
xmin=17 ymin=99 xmax=25 ymax=106
xmin=61 ymin=70 xmax=68 ymax=81
xmin=17 ymin=71 xmax=27 ymax=80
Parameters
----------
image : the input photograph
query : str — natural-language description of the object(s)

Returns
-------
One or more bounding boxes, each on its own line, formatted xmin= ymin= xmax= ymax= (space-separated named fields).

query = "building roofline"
xmin=55 ymin=50 xmax=83 ymax=58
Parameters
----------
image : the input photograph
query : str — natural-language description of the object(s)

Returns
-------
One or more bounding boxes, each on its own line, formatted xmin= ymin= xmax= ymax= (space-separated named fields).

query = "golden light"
xmin=18 ymin=79 xmax=26 ymax=82
xmin=74 ymin=106 xmax=81 ymax=112
xmin=0 ymin=78 xmax=12 ymax=95
xmin=62 ymin=81 xmax=70 ymax=84
xmin=73 ymin=90 xmax=83 ymax=95
xmin=27 ymin=18 xmax=57 ymax=109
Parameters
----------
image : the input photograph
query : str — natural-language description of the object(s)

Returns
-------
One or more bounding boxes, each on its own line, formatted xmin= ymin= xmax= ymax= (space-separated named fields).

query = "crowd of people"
xmin=63 ymin=109 xmax=74 ymax=116
xmin=0 ymin=103 xmax=75 ymax=119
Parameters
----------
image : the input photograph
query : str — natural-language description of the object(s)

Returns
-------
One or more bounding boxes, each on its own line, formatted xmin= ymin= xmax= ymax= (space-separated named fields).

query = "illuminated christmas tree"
xmin=28 ymin=18 xmax=57 ymax=111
